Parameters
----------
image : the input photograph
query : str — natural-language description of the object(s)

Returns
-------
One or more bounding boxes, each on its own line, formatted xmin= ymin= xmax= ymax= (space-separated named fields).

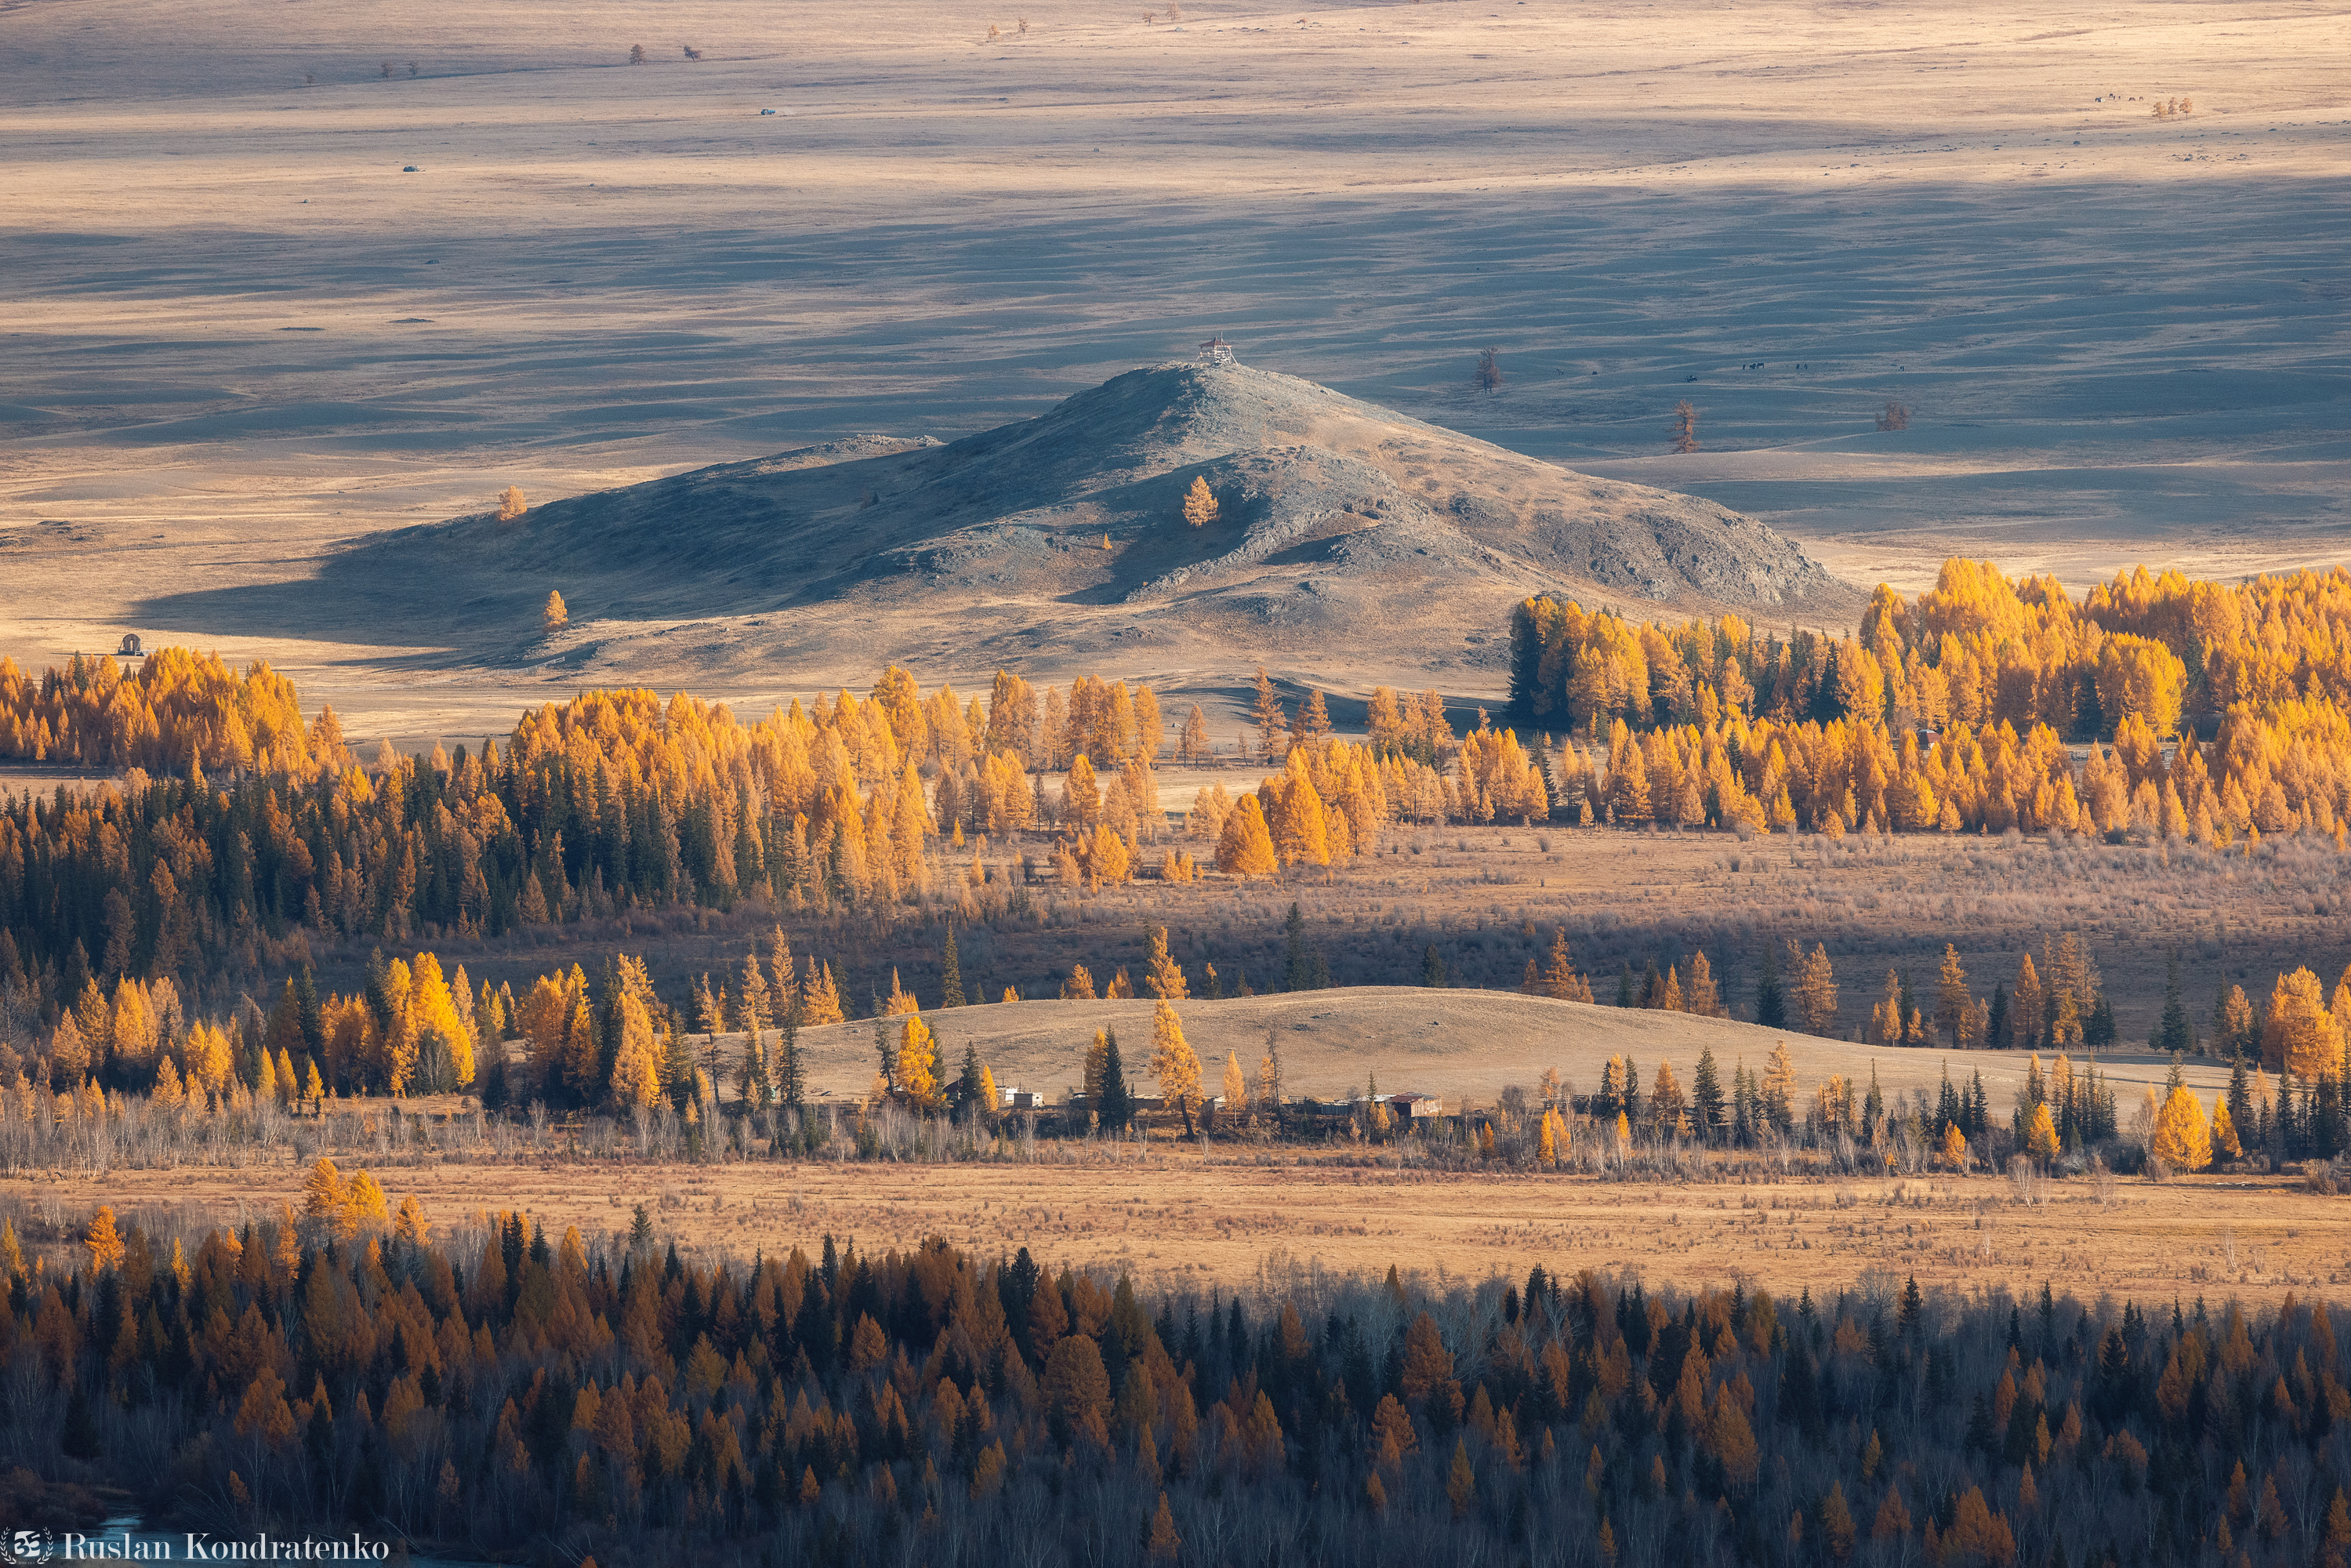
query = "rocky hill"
xmin=280 ymin=361 xmax=1856 ymax=687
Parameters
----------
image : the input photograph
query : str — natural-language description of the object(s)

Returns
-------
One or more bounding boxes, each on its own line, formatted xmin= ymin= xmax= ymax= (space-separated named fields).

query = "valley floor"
xmin=9 ymin=1154 xmax=2342 ymax=1305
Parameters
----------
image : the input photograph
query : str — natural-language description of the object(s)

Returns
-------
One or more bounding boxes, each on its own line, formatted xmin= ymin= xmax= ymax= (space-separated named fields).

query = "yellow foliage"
xmin=85 ymin=1206 xmax=125 ymax=1272
xmin=1149 ymin=999 xmax=1201 ymax=1116
xmin=1214 ymin=794 xmax=1279 ymax=877
xmin=899 ymin=1015 xmax=941 ymax=1108
xmin=2151 ymin=1087 xmax=2213 ymax=1173
xmin=2262 ymin=967 xmax=2338 ymax=1079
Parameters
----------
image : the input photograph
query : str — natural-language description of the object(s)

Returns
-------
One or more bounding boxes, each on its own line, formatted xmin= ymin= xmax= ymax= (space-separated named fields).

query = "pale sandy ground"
xmin=3 ymin=0 xmax=2347 ymax=736
xmin=764 ymin=989 xmax=2229 ymax=1109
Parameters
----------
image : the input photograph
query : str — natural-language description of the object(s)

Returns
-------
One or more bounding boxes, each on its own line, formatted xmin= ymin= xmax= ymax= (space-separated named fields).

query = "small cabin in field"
xmin=118 ymin=633 xmax=143 ymax=659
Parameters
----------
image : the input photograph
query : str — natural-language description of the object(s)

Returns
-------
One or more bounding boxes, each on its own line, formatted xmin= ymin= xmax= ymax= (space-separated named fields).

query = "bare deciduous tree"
xmin=1876 ymin=399 xmax=1910 ymax=431
xmin=1475 ymin=347 xmax=1503 ymax=394
xmin=629 ymin=44 xmax=647 ymax=64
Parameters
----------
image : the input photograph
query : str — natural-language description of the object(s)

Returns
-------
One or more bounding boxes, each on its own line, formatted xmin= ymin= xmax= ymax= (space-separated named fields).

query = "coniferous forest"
xmin=4 ymin=560 xmax=2351 ymax=1064
xmin=4 ymin=1197 xmax=2346 ymax=1568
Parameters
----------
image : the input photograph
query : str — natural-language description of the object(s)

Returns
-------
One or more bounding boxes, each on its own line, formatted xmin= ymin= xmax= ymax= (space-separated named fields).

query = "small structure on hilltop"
xmin=117 ymin=633 xmax=143 ymax=659
xmin=1197 ymin=336 xmax=1235 ymax=365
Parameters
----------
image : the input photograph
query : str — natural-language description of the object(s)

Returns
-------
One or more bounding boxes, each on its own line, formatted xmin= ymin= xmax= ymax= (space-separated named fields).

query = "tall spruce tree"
xmin=941 ymin=925 xmax=967 ymax=1009
xmin=1754 ymin=946 xmax=1786 ymax=1029
xmin=1691 ymin=1047 xmax=1724 ymax=1143
xmin=1283 ymin=904 xmax=1311 ymax=992
xmin=1098 ymin=1029 xmax=1133 ymax=1132
xmin=955 ymin=1040 xmax=985 ymax=1121
xmin=2157 ymin=955 xmax=2193 ymax=1054
xmin=778 ymin=1017 xmax=805 ymax=1112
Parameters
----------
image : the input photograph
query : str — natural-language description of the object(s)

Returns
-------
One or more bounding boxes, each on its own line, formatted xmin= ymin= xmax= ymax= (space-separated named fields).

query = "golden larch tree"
xmin=899 ymin=1015 xmax=941 ymax=1109
xmin=1761 ymin=1040 xmax=1797 ymax=1131
xmin=1934 ymin=945 xmax=1973 ymax=1047
xmin=2262 ymin=968 xmax=2335 ymax=1079
xmin=1083 ymin=1029 xmax=1111 ymax=1102
xmin=2151 ymin=1087 xmax=2212 ymax=1171
xmin=610 ymin=991 xmax=663 ymax=1108
xmin=543 ymin=590 xmax=568 ymax=630
xmin=1181 ymin=476 xmax=1219 ymax=527
xmin=2026 ymin=1102 xmax=2059 ymax=1161
xmin=1686 ymin=952 xmax=1722 ymax=1017
xmin=1793 ymin=943 xmax=1839 ymax=1037
xmin=2211 ymin=1094 xmax=2241 ymax=1160
xmin=1222 ymin=1051 xmax=1247 ymax=1111
xmin=85 ymin=1206 xmax=125 ymax=1272
xmin=1671 ymin=401 xmax=1700 ymax=454
xmin=496 ymin=486 xmax=528 ymax=522
xmin=1150 ymin=999 xmax=1202 ymax=1127
xmin=1215 ymin=794 xmax=1279 ymax=877
xmin=1137 ymin=926 xmax=1185 ymax=1001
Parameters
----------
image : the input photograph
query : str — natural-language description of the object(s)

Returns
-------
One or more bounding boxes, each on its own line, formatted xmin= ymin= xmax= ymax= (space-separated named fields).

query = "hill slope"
xmin=271 ymin=362 xmax=1852 ymax=687
xmin=767 ymin=988 xmax=2219 ymax=1110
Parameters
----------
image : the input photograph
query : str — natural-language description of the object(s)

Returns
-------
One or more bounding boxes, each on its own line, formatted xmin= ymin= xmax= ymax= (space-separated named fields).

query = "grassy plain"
xmin=11 ymin=1154 xmax=2347 ymax=1308
xmin=2 ymin=0 xmax=2346 ymax=735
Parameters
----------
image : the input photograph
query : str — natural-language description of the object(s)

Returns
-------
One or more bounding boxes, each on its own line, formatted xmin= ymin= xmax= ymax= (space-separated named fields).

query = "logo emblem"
xmin=5 ymin=1530 xmax=53 ymax=1565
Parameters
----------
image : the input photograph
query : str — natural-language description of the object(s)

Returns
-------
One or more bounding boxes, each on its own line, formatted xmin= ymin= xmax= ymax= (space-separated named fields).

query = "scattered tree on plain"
xmin=1670 ymin=400 xmax=1700 ymax=453
xmin=1181 ymin=475 xmax=1220 ymax=527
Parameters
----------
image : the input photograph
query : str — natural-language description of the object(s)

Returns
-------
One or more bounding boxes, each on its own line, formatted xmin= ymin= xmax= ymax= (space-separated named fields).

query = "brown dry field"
xmin=12 ymin=1155 xmax=2351 ymax=1308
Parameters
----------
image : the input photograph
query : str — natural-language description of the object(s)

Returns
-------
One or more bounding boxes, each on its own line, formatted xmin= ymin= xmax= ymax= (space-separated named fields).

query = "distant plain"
xmin=4 ymin=0 xmax=2348 ymax=738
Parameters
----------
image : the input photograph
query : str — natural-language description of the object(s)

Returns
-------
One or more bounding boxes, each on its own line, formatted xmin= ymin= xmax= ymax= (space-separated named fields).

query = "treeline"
xmin=10 ymin=1203 xmax=2351 ymax=1567
xmin=0 ymin=660 xmax=1196 ymax=1040
xmin=0 ymin=649 xmax=343 ymax=778
xmin=1506 ymin=561 xmax=2351 ymax=840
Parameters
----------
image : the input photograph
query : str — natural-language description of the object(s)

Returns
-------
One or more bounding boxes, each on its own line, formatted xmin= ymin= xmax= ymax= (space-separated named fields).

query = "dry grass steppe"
xmin=13 ymin=1154 xmax=2345 ymax=1308
xmin=2 ymin=0 xmax=2345 ymax=735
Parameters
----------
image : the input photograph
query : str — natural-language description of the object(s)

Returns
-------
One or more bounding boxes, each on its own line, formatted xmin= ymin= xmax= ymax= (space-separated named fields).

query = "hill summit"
xmin=286 ymin=361 xmax=1855 ymax=684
